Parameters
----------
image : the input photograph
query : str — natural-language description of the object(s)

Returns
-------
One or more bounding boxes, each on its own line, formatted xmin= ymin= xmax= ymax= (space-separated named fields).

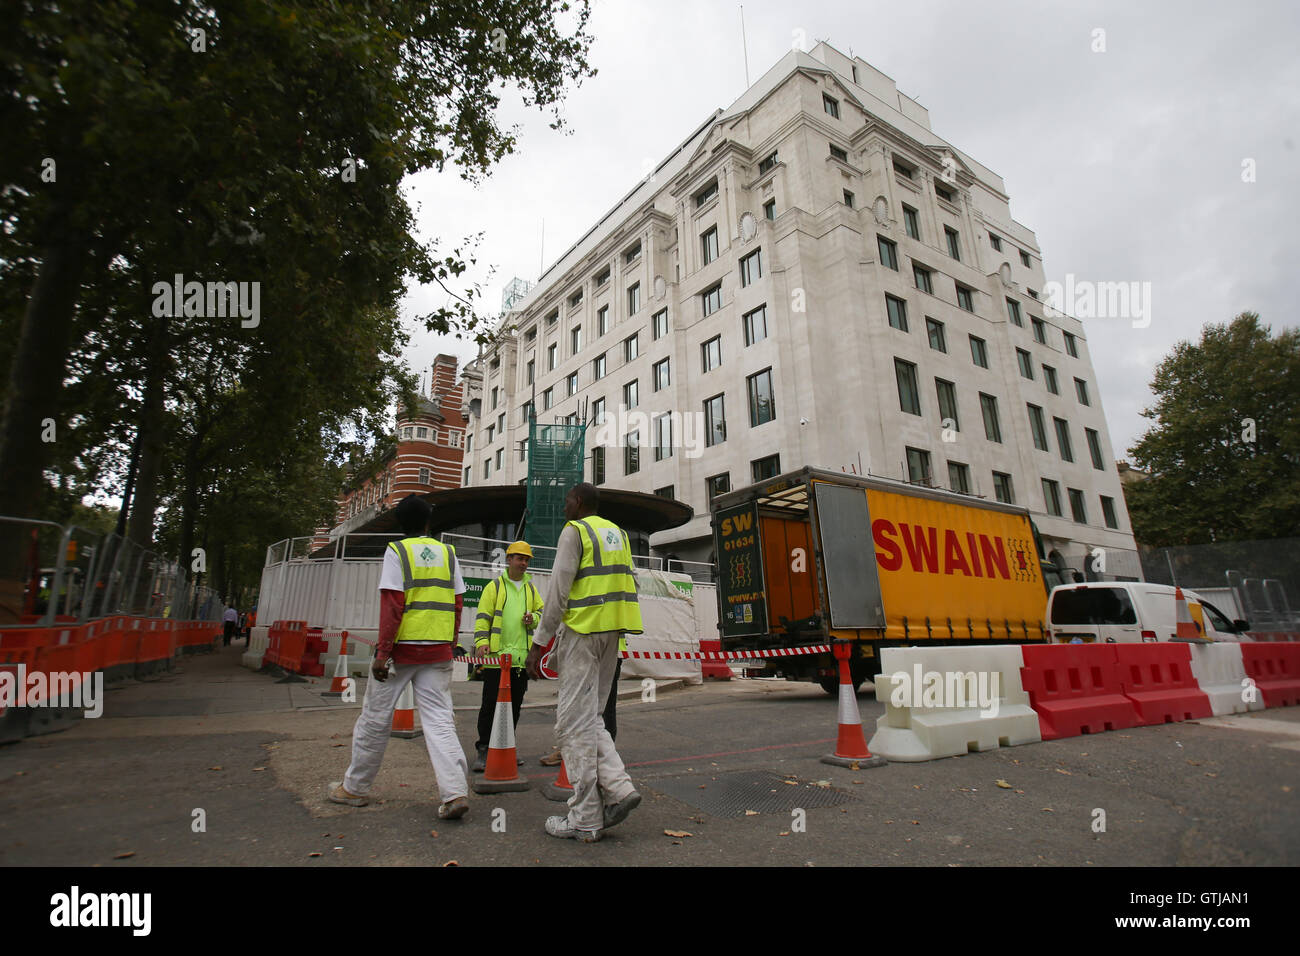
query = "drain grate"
xmin=647 ymin=769 xmax=858 ymax=817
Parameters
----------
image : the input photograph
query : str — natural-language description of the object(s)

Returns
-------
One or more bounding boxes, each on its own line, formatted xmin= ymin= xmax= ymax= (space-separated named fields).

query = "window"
xmin=566 ymin=371 xmax=578 ymax=397
xmin=526 ymin=358 xmax=535 ymax=385
xmin=466 ymin=434 xmax=473 ymax=454
xmin=1031 ymin=317 xmax=1047 ymax=344
xmin=701 ymin=226 xmax=719 ymax=265
xmin=624 ymin=242 xmax=641 ymax=265
xmin=627 ymin=282 xmax=641 ymax=315
xmin=895 ymin=359 xmax=921 ymax=416
xmin=706 ymin=473 xmax=731 ymax=500
xmin=547 ymin=310 xmax=559 ymax=326
xmin=747 ymin=368 xmax=775 ymax=426
xmin=695 ymin=180 xmax=719 ymax=208
xmin=1086 ymin=428 xmax=1105 ymax=470
xmin=655 ymin=414 xmax=673 ymax=461
xmin=829 ymin=144 xmax=848 ymax=163
xmin=1043 ymin=365 xmax=1059 ymax=394
xmin=495 ymin=448 xmax=504 ymax=470
xmin=1016 ymin=348 xmax=1034 ymax=379
xmin=877 ymin=235 xmax=899 ymax=270
xmin=1042 ymin=479 xmax=1062 ymax=516
xmin=592 ymin=397 xmax=606 ymax=425
xmin=926 ymin=317 xmax=946 ymax=352
xmin=464 ymin=466 xmax=471 ymax=484
xmin=401 ymin=427 xmax=411 ymax=439
xmin=757 ymin=151 xmax=779 ymax=175
xmin=948 ymin=461 xmax=971 ymax=494
xmin=497 ymin=412 xmax=504 ymax=434
xmin=653 ymin=357 xmax=671 ymax=391
xmin=1006 ymin=298 xmax=1023 ymax=327
xmin=743 ymin=305 xmax=768 ymax=346
xmin=989 ymin=233 xmax=1002 ymax=251
xmin=525 ymin=326 xmax=537 ymax=343
xmin=592 ymin=352 xmax=606 ymax=380
xmin=542 ymin=387 xmax=554 ymax=410
xmin=763 ymin=199 xmax=776 ymax=221
xmin=1074 ymin=377 xmax=1091 ymax=406
xmin=956 ymin=284 xmax=974 ymax=312
xmin=701 ymin=336 xmax=721 ymax=372
xmin=569 ymin=288 xmax=583 ymax=309
xmin=752 ymin=454 xmax=780 ymax=482
xmin=1068 ymin=488 xmax=1087 ymax=524
xmin=1063 ymin=331 xmax=1078 ymax=357
xmin=483 ymin=458 xmax=491 ymax=479
xmin=596 ymin=267 xmax=610 ymax=287
xmin=571 ymin=326 xmax=582 ymax=354
xmin=592 ymin=446 xmax=605 ymax=485
xmin=885 ymin=294 xmax=908 ymax=332
xmin=739 ymin=248 xmax=762 ymax=287
xmin=903 ymin=205 xmax=920 ymax=240
xmin=704 ymin=394 xmax=726 ymax=447
xmin=936 ymin=378 xmax=959 ymax=430
xmin=419 ymin=466 xmax=430 ymax=485
xmin=1019 ymin=250 xmax=1031 ymax=268
xmin=913 ymin=263 xmax=933 ymax=294
xmin=416 ymin=426 xmax=428 ymax=439
xmin=597 ymin=305 xmax=609 ymax=337
xmin=623 ymin=379 xmax=638 ymax=409
xmin=623 ymin=334 xmax=639 ymax=363
xmin=1101 ymin=495 xmax=1119 ymax=529
xmin=547 ymin=343 xmax=558 ymax=371
xmin=969 ymin=335 xmax=989 ymax=368
xmin=935 ymin=182 xmax=956 ymax=204
xmin=1028 ymin=404 xmax=1050 ymax=451
xmin=521 ymin=401 xmax=534 ymax=425
xmin=980 ymin=393 xmax=1002 ymax=443
xmin=1054 ymin=417 xmax=1074 ymax=462
xmin=654 ymin=485 xmax=675 ymax=499
xmin=701 ymin=283 xmax=723 ymax=316
xmin=906 ymin=447 xmax=932 ymax=485
xmin=1027 ymin=289 xmax=1039 ymax=300
xmin=993 ymin=471 xmax=1014 ymax=504
xmin=653 ymin=308 xmax=669 ymax=340
xmin=892 ymin=156 xmax=915 ymax=180
xmin=490 ymin=386 xmax=499 ymax=410
xmin=625 ymin=431 xmax=640 ymax=474
xmin=823 ymin=93 xmax=840 ymax=118
xmin=944 ymin=226 xmax=960 ymax=260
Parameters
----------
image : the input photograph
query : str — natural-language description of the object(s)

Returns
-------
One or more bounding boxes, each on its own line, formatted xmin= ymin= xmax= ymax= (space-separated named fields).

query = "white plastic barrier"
xmin=1187 ymin=642 xmax=1265 ymax=716
xmin=868 ymin=645 xmax=1042 ymax=762
xmin=241 ymin=626 xmax=270 ymax=671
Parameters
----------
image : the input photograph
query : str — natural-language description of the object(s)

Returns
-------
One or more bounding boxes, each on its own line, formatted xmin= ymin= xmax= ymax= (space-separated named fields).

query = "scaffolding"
xmin=524 ymin=410 xmax=587 ymax=571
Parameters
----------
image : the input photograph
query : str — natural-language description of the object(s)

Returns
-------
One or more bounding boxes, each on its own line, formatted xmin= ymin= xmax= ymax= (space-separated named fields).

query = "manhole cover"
xmin=648 ymin=769 xmax=858 ymax=817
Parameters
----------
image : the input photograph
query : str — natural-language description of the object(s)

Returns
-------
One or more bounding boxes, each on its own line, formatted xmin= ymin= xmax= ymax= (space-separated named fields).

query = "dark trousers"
xmin=223 ymin=621 xmax=235 ymax=645
xmin=602 ymin=656 xmax=621 ymax=741
xmin=476 ymin=667 xmax=529 ymax=749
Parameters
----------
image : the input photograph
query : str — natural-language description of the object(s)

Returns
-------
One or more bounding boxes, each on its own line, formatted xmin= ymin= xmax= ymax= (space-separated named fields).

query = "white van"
xmin=1046 ymin=582 xmax=1251 ymax=644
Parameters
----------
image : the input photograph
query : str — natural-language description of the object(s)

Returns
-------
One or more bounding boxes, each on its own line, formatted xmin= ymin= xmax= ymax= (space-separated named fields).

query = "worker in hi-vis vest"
xmin=329 ymin=494 xmax=471 ymax=821
xmin=471 ymin=540 xmax=544 ymax=772
xmin=526 ymin=482 xmax=642 ymax=842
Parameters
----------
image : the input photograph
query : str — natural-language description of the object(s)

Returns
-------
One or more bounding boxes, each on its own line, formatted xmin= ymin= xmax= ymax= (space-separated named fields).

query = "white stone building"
xmin=460 ymin=41 xmax=1140 ymax=577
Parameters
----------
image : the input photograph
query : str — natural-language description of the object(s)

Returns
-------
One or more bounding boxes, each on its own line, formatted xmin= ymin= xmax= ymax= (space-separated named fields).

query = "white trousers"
xmin=554 ymin=630 xmax=634 ymax=831
xmin=344 ymin=661 xmax=468 ymax=804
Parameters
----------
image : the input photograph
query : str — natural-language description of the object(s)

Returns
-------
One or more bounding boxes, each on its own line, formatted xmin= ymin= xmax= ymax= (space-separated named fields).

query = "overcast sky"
xmin=400 ymin=0 xmax=1300 ymax=461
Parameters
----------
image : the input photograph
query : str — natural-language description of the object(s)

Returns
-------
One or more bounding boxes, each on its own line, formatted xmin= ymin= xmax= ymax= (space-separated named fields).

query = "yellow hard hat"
xmin=506 ymin=541 xmax=533 ymax=558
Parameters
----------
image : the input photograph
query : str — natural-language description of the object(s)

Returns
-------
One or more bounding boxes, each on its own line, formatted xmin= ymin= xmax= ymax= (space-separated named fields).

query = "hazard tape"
xmin=342 ymin=641 xmax=833 ymax=666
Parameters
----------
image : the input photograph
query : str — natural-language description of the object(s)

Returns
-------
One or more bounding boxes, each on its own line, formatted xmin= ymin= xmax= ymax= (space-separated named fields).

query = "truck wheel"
xmin=819 ymin=673 xmax=866 ymax=695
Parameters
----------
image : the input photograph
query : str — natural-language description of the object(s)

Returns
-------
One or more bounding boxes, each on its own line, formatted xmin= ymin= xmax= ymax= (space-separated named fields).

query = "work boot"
xmin=539 ymin=747 xmax=563 ymax=767
xmin=545 ymin=815 xmax=602 ymax=842
xmin=472 ymin=744 xmax=488 ymax=773
xmin=327 ymin=782 xmax=368 ymax=807
xmin=438 ymin=796 xmax=469 ymax=820
xmin=602 ymin=790 xmax=641 ymax=830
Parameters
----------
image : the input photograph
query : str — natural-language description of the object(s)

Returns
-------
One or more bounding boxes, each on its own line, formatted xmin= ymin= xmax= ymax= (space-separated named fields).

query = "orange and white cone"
xmin=390 ymin=681 xmax=422 ymax=739
xmin=543 ymin=759 xmax=575 ymax=802
xmin=821 ymin=643 xmax=887 ymax=769
xmin=322 ymin=632 xmax=351 ymax=699
xmin=1174 ymin=587 xmax=1202 ymax=641
xmin=471 ymin=654 xmax=530 ymax=793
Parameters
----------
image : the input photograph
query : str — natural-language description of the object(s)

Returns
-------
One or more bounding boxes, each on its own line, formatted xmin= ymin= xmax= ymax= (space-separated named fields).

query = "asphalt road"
xmin=0 ymin=646 xmax=1297 ymax=868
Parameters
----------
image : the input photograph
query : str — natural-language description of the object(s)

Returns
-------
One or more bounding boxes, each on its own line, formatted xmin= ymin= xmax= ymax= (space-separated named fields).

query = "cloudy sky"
xmin=401 ymin=0 xmax=1300 ymax=460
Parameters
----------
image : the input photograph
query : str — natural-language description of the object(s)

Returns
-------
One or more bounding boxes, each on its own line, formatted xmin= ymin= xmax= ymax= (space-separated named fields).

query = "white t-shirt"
xmin=378 ymin=542 xmax=466 ymax=594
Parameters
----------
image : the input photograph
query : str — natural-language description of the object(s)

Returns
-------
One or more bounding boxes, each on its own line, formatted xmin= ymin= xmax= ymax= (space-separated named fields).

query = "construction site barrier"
xmin=1186 ymin=643 xmax=1265 ymax=716
xmin=1239 ymin=643 xmax=1300 ymax=708
xmin=1115 ymin=643 xmax=1213 ymax=726
xmin=868 ymin=645 xmax=1042 ymax=762
xmin=1020 ymin=644 xmax=1141 ymax=740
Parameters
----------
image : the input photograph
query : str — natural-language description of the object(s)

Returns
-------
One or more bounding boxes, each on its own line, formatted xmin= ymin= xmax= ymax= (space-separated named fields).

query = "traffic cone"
xmin=471 ymin=654 xmax=530 ymax=793
xmin=322 ymin=631 xmax=351 ymax=699
xmin=821 ymin=643 xmax=887 ymax=769
xmin=543 ymin=759 xmax=575 ymax=801
xmin=1174 ymin=587 xmax=1202 ymax=641
xmin=390 ymin=681 xmax=422 ymax=739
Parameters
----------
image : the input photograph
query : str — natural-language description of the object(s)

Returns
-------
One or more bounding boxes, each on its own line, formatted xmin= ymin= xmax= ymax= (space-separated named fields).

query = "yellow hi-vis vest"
xmin=474 ymin=572 xmax=544 ymax=663
xmin=389 ymin=537 xmax=458 ymax=643
xmin=562 ymin=517 xmax=643 ymax=635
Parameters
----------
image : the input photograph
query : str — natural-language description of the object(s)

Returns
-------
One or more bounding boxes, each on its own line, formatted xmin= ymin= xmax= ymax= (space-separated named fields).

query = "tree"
xmin=1126 ymin=313 xmax=1300 ymax=547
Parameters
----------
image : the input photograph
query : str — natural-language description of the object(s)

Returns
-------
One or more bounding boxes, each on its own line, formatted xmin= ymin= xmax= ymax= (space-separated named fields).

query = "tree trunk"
xmin=126 ymin=313 xmax=171 ymax=549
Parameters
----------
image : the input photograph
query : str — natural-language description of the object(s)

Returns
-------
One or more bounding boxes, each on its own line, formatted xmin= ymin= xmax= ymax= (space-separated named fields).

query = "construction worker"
xmin=526 ymin=482 xmax=642 ymax=842
xmin=471 ymin=540 xmax=544 ymax=772
xmin=328 ymin=495 xmax=471 ymax=820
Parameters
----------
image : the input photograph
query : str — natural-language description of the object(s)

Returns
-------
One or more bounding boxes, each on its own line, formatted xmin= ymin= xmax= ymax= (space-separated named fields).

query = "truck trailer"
xmin=710 ymin=467 xmax=1067 ymax=693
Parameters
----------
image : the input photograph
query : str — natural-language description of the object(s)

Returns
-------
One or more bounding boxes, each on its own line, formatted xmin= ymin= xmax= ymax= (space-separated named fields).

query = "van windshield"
xmin=1051 ymin=587 xmax=1137 ymax=626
